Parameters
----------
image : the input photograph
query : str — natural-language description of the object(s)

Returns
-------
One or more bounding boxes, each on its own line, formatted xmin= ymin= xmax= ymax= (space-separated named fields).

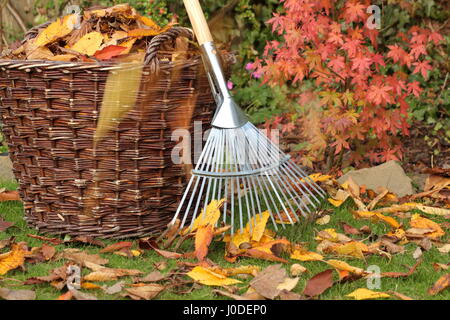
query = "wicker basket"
xmin=0 ymin=26 xmax=222 ymax=239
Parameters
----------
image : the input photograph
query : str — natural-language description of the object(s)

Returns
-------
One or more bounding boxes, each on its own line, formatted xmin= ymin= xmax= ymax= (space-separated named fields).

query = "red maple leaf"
xmin=367 ymin=85 xmax=393 ymax=105
xmin=387 ymin=45 xmax=406 ymax=63
xmin=409 ymin=44 xmax=427 ymax=60
xmin=428 ymin=31 xmax=443 ymax=45
xmin=351 ymin=55 xmax=372 ymax=74
xmin=343 ymin=2 xmax=366 ymax=23
xmin=412 ymin=60 xmax=432 ymax=79
xmin=407 ymin=81 xmax=422 ymax=97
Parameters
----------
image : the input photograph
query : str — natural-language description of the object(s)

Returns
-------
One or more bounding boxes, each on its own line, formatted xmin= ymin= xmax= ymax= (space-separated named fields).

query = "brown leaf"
xmin=387 ymin=291 xmax=414 ymax=300
xmin=124 ymin=284 xmax=164 ymax=300
xmin=100 ymin=241 xmax=132 ymax=253
xmin=152 ymin=247 xmax=183 ymax=259
xmin=70 ymin=236 xmax=105 ymax=247
xmin=41 ymin=243 xmax=56 ymax=261
xmin=139 ymin=271 xmax=167 ymax=283
xmin=243 ymin=248 xmax=288 ymax=263
xmin=0 ymin=218 xmax=14 ymax=232
xmin=428 ymin=274 xmax=450 ymax=295
xmin=69 ymin=288 xmax=98 ymax=300
xmin=213 ymin=289 xmax=265 ymax=300
xmin=195 ymin=225 xmax=214 ymax=261
xmin=341 ymin=222 xmax=360 ymax=235
xmin=0 ymin=190 xmax=20 ymax=201
xmin=27 ymin=234 xmax=63 ymax=245
xmin=381 ymin=260 xmax=421 ymax=278
xmin=278 ymin=289 xmax=305 ymax=300
xmin=0 ymin=287 xmax=36 ymax=300
xmin=303 ymin=269 xmax=334 ymax=297
xmin=103 ymin=281 xmax=126 ymax=295
xmin=380 ymin=239 xmax=405 ymax=254
xmin=62 ymin=249 xmax=109 ymax=266
xmin=419 ymin=238 xmax=432 ymax=251
xmin=249 ymin=264 xmax=286 ymax=300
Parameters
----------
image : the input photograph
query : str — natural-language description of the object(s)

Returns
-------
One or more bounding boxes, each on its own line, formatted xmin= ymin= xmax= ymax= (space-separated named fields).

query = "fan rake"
xmin=172 ymin=0 xmax=327 ymax=234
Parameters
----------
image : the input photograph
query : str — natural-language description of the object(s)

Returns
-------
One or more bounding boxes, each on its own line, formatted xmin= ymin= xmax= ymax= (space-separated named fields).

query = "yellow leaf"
xmin=410 ymin=214 xmax=445 ymax=239
xmin=353 ymin=211 xmax=400 ymax=229
xmin=247 ymin=211 xmax=270 ymax=242
xmin=34 ymin=14 xmax=79 ymax=47
xmin=290 ymin=249 xmax=323 ymax=262
xmin=326 ymin=259 xmax=365 ymax=275
xmin=331 ymin=241 xmax=368 ymax=259
xmin=328 ymin=198 xmax=344 ymax=207
xmin=415 ymin=205 xmax=449 ymax=216
xmin=307 ymin=173 xmax=332 ymax=182
xmin=71 ymin=31 xmax=104 ymax=56
xmin=220 ymin=265 xmax=260 ymax=277
xmin=131 ymin=250 xmax=141 ymax=257
xmin=346 ymin=288 xmax=390 ymax=300
xmin=315 ymin=228 xmax=338 ymax=242
xmin=138 ymin=15 xmax=161 ymax=30
xmin=227 ymin=229 xmax=251 ymax=249
xmin=187 ymin=266 xmax=241 ymax=286
xmin=328 ymin=189 xmax=350 ymax=207
xmin=316 ymin=215 xmax=330 ymax=225
xmin=0 ymin=244 xmax=26 ymax=276
xmin=189 ymin=199 xmax=225 ymax=232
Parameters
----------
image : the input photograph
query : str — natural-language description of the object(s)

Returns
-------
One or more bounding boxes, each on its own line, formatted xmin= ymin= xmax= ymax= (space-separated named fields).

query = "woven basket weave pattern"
xmin=0 ymin=27 xmax=216 ymax=238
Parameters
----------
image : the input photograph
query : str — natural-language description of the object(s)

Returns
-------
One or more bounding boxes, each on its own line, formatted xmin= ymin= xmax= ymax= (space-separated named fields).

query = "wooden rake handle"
xmin=183 ymin=0 xmax=214 ymax=45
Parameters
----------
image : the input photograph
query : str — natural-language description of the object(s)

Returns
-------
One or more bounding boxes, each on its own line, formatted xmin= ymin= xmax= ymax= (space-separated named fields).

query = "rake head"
xmin=171 ymin=121 xmax=327 ymax=234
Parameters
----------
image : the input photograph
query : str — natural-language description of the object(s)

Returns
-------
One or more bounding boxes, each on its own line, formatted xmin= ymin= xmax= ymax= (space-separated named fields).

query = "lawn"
xmin=0 ymin=179 xmax=448 ymax=300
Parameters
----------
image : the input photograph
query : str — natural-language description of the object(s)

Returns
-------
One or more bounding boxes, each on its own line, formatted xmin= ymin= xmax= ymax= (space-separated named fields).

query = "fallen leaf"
xmin=380 ymin=239 xmax=405 ymax=254
xmin=387 ymin=291 xmax=413 ymax=300
xmin=152 ymin=248 xmax=183 ymax=259
xmin=290 ymin=248 xmax=323 ymax=262
xmin=34 ymin=14 xmax=79 ymax=47
xmin=243 ymin=248 xmax=288 ymax=263
xmin=104 ymin=281 xmax=125 ymax=295
xmin=428 ymin=274 xmax=450 ymax=295
xmin=0 ymin=244 xmax=26 ymax=275
xmin=367 ymin=187 xmax=389 ymax=210
xmin=195 ymin=225 xmax=214 ymax=261
xmin=71 ymin=31 xmax=104 ymax=56
xmin=341 ymin=222 xmax=360 ymax=235
xmin=278 ymin=289 xmax=304 ymax=300
xmin=331 ymin=241 xmax=368 ymax=259
xmin=81 ymin=282 xmax=102 ymax=290
xmin=0 ymin=287 xmax=36 ymax=300
xmin=0 ymin=190 xmax=20 ymax=201
xmin=69 ymin=289 xmax=98 ymax=300
xmin=247 ymin=211 xmax=271 ymax=242
xmin=56 ymin=291 xmax=73 ymax=300
xmin=249 ymin=264 xmax=286 ymax=299
xmin=381 ymin=260 xmax=421 ymax=278
xmin=316 ymin=215 xmax=330 ymax=225
xmin=213 ymin=289 xmax=264 ymax=301
xmin=188 ymin=199 xmax=225 ymax=233
xmin=326 ymin=259 xmax=365 ymax=276
xmin=41 ymin=243 xmax=56 ymax=261
xmin=94 ymin=45 xmax=127 ymax=60
xmin=419 ymin=238 xmax=432 ymax=251
xmin=437 ymin=244 xmax=450 ymax=254
xmin=353 ymin=211 xmax=400 ymax=228
xmin=139 ymin=271 xmax=167 ymax=282
xmin=412 ymin=247 xmax=422 ymax=260
xmin=303 ymin=269 xmax=334 ymax=297
xmin=410 ymin=214 xmax=445 ymax=239
xmin=432 ymin=263 xmax=449 ymax=271
xmin=187 ymin=266 xmax=241 ymax=286
xmin=0 ymin=218 xmax=13 ymax=232
xmin=100 ymin=241 xmax=132 ymax=253
xmin=290 ymin=264 xmax=307 ymax=276
xmin=124 ymin=284 xmax=164 ymax=300
xmin=62 ymin=249 xmax=108 ymax=266
xmin=276 ymin=277 xmax=299 ymax=292
xmin=346 ymin=288 xmax=390 ymax=300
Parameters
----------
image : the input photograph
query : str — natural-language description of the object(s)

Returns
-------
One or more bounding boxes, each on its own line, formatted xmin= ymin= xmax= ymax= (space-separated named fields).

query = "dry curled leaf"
xmin=0 ymin=287 xmax=36 ymax=300
xmin=249 ymin=264 xmax=286 ymax=300
xmin=428 ymin=274 xmax=450 ymax=295
xmin=124 ymin=284 xmax=164 ymax=300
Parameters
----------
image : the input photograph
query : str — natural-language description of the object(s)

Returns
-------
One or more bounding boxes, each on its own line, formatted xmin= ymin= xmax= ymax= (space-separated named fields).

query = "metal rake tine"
xmin=248 ymin=123 xmax=326 ymax=197
xmin=242 ymin=124 xmax=293 ymax=226
xmin=247 ymin=124 xmax=325 ymax=205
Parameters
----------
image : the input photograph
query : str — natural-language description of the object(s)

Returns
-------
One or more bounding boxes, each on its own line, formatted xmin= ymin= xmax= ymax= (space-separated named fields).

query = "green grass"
xmin=0 ymin=180 xmax=448 ymax=300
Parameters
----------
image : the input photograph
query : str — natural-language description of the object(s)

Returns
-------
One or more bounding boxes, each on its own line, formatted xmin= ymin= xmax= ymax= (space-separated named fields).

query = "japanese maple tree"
xmin=249 ymin=0 xmax=443 ymax=167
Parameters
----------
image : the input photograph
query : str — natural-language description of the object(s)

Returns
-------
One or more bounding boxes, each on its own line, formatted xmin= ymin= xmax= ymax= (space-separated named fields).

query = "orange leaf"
xmin=0 ymin=244 xmax=26 ymax=275
xmin=0 ymin=191 xmax=20 ymax=201
xmin=100 ymin=241 xmax=132 ymax=253
xmin=94 ymin=45 xmax=127 ymax=60
xmin=56 ymin=291 xmax=73 ymax=300
xmin=194 ymin=225 xmax=214 ymax=261
xmin=243 ymin=248 xmax=288 ymax=263
xmin=128 ymin=23 xmax=175 ymax=38
xmin=428 ymin=274 xmax=450 ymax=295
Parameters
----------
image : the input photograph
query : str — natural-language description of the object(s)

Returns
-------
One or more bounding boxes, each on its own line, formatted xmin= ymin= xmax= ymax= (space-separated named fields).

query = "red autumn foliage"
xmin=249 ymin=0 xmax=443 ymax=167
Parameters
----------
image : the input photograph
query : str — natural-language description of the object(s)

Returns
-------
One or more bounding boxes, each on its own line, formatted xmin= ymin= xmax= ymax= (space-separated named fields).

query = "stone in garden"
xmin=338 ymin=161 xmax=413 ymax=197
xmin=0 ymin=156 xmax=15 ymax=182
